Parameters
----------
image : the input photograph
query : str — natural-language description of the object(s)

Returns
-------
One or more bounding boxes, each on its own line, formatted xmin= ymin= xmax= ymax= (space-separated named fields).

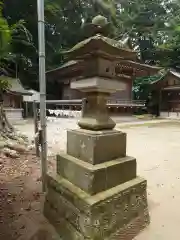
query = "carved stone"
xmin=57 ymin=154 xmax=136 ymax=195
xmin=44 ymin=175 xmax=149 ymax=240
xmin=78 ymin=92 xmax=115 ymax=130
xmin=44 ymin=14 xmax=149 ymax=240
xmin=67 ymin=129 xmax=126 ymax=164
xmin=71 ymin=76 xmax=126 ymax=93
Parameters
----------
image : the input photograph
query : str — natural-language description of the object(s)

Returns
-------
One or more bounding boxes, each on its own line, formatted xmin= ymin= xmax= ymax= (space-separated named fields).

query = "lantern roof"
xmin=46 ymin=16 xmax=162 ymax=81
xmin=65 ymin=34 xmax=137 ymax=60
xmin=64 ymin=15 xmax=137 ymax=60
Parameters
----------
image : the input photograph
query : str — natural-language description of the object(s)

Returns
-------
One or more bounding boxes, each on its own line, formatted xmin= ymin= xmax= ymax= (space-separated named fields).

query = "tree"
xmin=156 ymin=1 xmax=180 ymax=70
xmin=0 ymin=1 xmax=34 ymax=157
xmin=133 ymin=71 xmax=166 ymax=100
xmin=0 ymin=1 xmax=16 ymax=134
xmin=2 ymin=0 xmax=117 ymax=91
xmin=3 ymin=0 xmax=180 ymax=101
xmin=111 ymin=0 xmax=180 ymax=100
xmin=115 ymin=0 xmax=177 ymax=64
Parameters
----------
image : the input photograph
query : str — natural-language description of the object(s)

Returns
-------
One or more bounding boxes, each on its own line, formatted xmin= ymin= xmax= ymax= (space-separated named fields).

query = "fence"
xmin=43 ymin=99 xmax=85 ymax=119
xmin=33 ymin=98 xmax=146 ymax=156
xmin=46 ymin=99 xmax=145 ymax=106
xmin=43 ymin=99 xmax=146 ymax=119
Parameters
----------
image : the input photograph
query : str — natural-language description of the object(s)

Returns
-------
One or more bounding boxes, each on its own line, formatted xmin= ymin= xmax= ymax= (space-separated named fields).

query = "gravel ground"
xmin=14 ymin=116 xmax=163 ymax=155
xmin=0 ymin=151 xmax=57 ymax=240
xmin=8 ymin=119 xmax=180 ymax=239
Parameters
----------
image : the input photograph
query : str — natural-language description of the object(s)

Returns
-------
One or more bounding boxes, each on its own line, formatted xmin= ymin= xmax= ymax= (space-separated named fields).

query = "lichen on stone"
xmin=66 ymin=34 xmax=133 ymax=54
xmin=92 ymin=15 xmax=108 ymax=27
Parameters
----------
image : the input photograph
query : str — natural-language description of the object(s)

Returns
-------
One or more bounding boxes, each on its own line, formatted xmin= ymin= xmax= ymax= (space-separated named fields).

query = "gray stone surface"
xmin=70 ymin=76 xmax=126 ymax=93
xmin=78 ymin=116 xmax=116 ymax=131
xmin=30 ymin=228 xmax=62 ymax=240
xmin=57 ymin=154 xmax=136 ymax=195
xmin=44 ymin=175 xmax=149 ymax=240
xmin=67 ymin=129 xmax=126 ymax=164
xmin=78 ymin=92 xmax=116 ymax=130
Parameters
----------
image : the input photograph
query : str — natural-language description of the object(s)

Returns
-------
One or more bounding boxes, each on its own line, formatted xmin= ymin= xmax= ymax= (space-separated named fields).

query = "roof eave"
xmin=46 ymin=61 xmax=82 ymax=77
xmin=8 ymin=90 xmax=33 ymax=96
xmin=66 ymin=37 xmax=137 ymax=56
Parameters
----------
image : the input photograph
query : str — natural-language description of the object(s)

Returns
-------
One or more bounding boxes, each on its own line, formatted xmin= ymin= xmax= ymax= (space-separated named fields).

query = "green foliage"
xmin=0 ymin=2 xmax=11 ymax=57
xmin=133 ymin=70 xmax=167 ymax=100
xmin=0 ymin=77 xmax=10 ymax=91
xmin=156 ymin=2 xmax=180 ymax=70
xmin=0 ymin=1 xmax=34 ymax=91
xmin=1 ymin=0 xmax=180 ymax=97
xmin=92 ymin=0 xmax=116 ymax=18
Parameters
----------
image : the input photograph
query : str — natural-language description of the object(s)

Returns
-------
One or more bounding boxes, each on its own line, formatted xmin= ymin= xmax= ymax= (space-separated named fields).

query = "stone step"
xmin=45 ymin=175 xmax=149 ymax=240
xmin=57 ymin=154 xmax=136 ymax=195
xmin=67 ymin=129 xmax=126 ymax=164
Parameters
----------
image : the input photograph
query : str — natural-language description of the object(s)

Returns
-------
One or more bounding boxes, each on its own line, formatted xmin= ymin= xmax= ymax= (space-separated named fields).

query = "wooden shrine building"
xmin=150 ymin=70 xmax=180 ymax=113
xmin=1 ymin=76 xmax=32 ymax=120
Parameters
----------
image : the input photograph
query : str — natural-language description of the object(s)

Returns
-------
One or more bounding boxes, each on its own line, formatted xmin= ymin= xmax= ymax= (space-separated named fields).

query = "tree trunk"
xmin=0 ymin=102 xmax=14 ymax=135
xmin=0 ymin=102 xmax=32 ymax=158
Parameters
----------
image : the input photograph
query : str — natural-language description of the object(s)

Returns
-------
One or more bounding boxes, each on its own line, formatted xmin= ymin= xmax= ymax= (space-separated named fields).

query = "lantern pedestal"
xmin=71 ymin=76 xmax=126 ymax=131
xmin=44 ymin=128 xmax=149 ymax=239
xmin=78 ymin=92 xmax=115 ymax=130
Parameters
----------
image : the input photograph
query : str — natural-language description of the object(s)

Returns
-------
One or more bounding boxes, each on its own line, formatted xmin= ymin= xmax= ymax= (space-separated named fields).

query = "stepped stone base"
xmin=44 ymin=175 xmax=149 ymax=240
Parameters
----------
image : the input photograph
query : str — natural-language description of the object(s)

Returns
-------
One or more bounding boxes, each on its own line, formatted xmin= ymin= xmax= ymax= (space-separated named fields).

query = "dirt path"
xmin=0 ymin=151 xmax=58 ymax=240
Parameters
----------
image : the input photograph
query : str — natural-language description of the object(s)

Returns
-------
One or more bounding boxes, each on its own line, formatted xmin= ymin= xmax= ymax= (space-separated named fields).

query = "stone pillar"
xmin=44 ymin=76 xmax=149 ymax=240
xmin=78 ymin=92 xmax=115 ymax=130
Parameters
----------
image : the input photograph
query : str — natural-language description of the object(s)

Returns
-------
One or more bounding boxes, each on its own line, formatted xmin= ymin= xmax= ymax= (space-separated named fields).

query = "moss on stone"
xmin=92 ymin=15 xmax=108 ymax=26
xmin=66 ymin=34 xmax=134 ymax=54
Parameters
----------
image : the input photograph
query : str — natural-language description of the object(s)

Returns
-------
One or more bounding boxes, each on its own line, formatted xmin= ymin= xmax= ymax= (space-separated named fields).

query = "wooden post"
xmin=159 ymin=89 xmax=162 ymax=118
xmin=81 ymin=98 xmax=86 ymax=117
xmin=25 ymin=102 xmax=28 ymax=118
xmin=33 ymin=101 xmax=40 ymax=157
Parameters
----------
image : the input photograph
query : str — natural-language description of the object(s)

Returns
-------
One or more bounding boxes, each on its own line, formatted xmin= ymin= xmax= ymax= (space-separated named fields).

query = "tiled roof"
xmin=150 ymin=69 xmax=180 ymax=85
xmin=0 ymin=76 xmax=32 ymax=95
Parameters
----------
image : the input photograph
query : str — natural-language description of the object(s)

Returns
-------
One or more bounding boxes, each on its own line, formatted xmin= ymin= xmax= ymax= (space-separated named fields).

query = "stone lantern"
xmin=44 ymin=15 xmax=149 ymax=240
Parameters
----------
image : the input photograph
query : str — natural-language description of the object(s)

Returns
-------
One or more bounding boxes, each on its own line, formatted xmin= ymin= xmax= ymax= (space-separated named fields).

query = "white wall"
xmin=4 ymin=108 xmax=23 ymax=121
xmin=23 ymin=90 xmax=40 ymax=102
